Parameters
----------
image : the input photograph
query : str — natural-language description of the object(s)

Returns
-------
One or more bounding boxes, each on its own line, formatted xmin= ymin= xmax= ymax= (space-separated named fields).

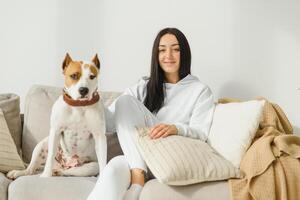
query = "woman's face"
xmin=158 ymin=34 xmax=180 ymax=76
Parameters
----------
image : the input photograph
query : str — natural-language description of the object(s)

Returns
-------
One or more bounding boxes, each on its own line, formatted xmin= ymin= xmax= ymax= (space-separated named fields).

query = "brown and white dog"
xmin=7 ymin=53 xmax=107 ymax=179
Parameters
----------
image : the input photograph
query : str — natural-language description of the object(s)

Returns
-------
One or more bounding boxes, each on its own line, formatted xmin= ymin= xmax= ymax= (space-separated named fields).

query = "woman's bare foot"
xmin=123 ymin=168 xmax=145 ymax=200
xmin=131 ymin=168 xmax=145 ymax=186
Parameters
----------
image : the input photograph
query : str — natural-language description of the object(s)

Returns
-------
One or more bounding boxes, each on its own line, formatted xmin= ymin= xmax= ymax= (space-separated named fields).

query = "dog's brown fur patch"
xmin=83 ymin=64 xmax=98 ymax=76
xmin=90 ymin=66 xmax=99 ymax=76
xmin=64 ymin=61 xmax=82 ymax=87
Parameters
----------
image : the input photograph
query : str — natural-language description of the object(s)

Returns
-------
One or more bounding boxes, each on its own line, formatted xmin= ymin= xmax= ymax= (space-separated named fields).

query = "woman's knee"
xmin=104 ymin=156 xmax=131 ymax=178
xmin=115 ymin=95 xmax=137 ymax=112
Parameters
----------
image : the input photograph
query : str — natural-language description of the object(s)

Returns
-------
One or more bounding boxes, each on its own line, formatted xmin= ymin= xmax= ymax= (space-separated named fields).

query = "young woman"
xmin=87 ymin=28 xmax=215 ymax=200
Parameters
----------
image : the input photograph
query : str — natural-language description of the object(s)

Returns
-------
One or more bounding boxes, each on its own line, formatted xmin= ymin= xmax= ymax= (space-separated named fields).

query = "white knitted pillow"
xmin=0 ymin=109 xmax=25 ymax=173
xmin=135 ymin=127 xmax=241 ymax=186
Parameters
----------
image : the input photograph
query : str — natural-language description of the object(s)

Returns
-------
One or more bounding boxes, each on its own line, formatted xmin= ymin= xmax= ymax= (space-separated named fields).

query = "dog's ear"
xmin=62 ymin=53 xmax=73 ymax=71
xmin=92 ymin=54 xmax=100 ymax=69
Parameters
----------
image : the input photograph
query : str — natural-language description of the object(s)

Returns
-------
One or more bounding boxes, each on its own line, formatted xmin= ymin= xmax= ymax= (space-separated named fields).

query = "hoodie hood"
xmin=164 ymin=74 xmax=200 ymax=87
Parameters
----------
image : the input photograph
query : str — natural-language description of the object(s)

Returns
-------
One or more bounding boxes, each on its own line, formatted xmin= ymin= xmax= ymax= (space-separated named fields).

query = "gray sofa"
xmin=1 ymin=85 xmax=230 ymax=200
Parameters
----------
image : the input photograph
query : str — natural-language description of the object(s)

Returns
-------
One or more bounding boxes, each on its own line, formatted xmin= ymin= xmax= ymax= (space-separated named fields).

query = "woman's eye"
xmin=159 ymin=49 xmax=165 ymax=52
xmin=173 ymin=48 xmax=180 ymax=52
xmin=70 ymin=74 xmax=79 ymax=80
xmin=90 ymin=75 xmax=96 ymax=80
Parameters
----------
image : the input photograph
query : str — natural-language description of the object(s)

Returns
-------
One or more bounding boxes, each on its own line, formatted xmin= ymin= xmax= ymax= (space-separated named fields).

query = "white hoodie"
xmin=106 ymin=74 xmax=215 ymax=141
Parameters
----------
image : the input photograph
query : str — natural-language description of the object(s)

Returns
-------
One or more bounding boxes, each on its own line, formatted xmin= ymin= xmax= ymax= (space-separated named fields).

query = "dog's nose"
xmin=79 ymin=87 xmax=89 ymax=96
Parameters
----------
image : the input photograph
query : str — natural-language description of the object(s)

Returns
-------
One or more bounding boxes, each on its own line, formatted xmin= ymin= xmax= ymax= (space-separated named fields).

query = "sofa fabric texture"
xmin=8 ymin=175 xmax=97 ymax=200
xmin=140 ymin=179 xmax=230 ymax=200
xmin=0 ymin=173 xmax=11 ymax=200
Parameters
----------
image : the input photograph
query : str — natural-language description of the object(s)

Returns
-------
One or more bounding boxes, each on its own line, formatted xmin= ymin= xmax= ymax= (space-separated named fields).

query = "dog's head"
xmin=62 ymin=53 xmax=100 ymax=100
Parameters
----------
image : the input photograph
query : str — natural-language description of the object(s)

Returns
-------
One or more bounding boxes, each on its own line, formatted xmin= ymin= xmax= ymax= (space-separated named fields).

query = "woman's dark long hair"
xmin=144 ymin=28 xmax=191 ymax=113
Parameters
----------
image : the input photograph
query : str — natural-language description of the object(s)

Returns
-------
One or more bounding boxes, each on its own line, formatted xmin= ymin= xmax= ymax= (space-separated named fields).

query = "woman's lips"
xmin=163 ymin=61 xmax=176 ymax=64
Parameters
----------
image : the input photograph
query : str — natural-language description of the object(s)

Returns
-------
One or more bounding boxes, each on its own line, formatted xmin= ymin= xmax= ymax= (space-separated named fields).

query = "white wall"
xmin=1 ymin=0 xmax=300 ymax=132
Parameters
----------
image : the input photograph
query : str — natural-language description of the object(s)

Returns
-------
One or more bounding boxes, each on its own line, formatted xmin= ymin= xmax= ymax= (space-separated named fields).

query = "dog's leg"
xmin=88 ymin=104 xmax=107 ymax=174
xmin=40 ymin=128 xmax=61 ymax=177
xmin=59 ymin=162 xmax=99 ymax=177
xmin=7 ymin=138 xmax=48 ymax=179
xmin=94 ymin=134 xmax=107 ymax=174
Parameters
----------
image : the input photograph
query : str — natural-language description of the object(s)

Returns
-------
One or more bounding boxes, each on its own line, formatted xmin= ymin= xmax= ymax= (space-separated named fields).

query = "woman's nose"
xmin=165 ymin=49 xmax=173 ymax=58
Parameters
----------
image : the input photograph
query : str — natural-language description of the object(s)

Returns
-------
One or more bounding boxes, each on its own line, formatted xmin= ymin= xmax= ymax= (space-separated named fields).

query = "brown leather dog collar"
xmin=63 ymin=91 xmax=100 ymax=107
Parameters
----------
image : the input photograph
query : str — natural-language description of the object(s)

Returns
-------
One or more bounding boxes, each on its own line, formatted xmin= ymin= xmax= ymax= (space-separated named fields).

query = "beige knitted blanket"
xmin=218 ymin=98 xmax=300 ymax=200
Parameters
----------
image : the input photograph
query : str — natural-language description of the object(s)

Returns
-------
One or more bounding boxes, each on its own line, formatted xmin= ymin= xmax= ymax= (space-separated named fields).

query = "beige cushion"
xmin=8 ymin=175 xmax=97 ymax=200
xmin=0 ymin=94 xmax=22 ymax=154
xmin=141 ymin=179 xmax=230 ymax=200
xmin=0 ymin=108 xmax=25 ymax=173
xmin=135 ymin=127 xmax=240 ymax=186
xmin=22 ymin=85 xmax=122 ymax=163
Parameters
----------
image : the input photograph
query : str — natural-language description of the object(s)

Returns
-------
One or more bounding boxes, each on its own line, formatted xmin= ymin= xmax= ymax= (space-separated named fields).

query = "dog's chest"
xmin=61 ymin=127 xmax=94 ymax=153
xmin=59 ymin=108 xmax=97 ymax=159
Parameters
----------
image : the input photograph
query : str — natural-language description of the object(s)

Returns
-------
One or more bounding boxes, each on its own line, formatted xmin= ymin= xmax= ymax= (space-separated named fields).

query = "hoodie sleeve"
xmin=173 ymin=87 xmax=215 ymax=141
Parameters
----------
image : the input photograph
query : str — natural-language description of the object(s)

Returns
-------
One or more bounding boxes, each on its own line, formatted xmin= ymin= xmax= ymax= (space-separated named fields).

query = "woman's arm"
xmin=174 ymin=87 xmax=215 ymax=141
xmin=149 ymin=87 xmax=215 ymax=141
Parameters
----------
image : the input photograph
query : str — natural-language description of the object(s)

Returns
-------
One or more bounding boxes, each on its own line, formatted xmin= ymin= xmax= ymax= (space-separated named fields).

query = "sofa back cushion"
xmin=22 ymin=85 xmax=122 ymax=163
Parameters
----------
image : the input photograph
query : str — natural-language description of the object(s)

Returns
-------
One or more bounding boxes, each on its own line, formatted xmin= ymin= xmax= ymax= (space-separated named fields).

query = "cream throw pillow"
xmin=207 ymin=100 xmax=265 ymax=168
xmin=135 ymin=127 xmax=241 ymax=186
xmin=0 ymin=109 xmax=25 ymax=173
xmin=0 ymin=94 xmax=22 ymax=154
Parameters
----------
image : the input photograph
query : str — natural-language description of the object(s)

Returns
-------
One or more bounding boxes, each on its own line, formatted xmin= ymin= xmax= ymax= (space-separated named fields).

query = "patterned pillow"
xmin=0 ymin=108 xmax=25 ymax=173
xmin=135 ymin=127 xmax=241 ymax=186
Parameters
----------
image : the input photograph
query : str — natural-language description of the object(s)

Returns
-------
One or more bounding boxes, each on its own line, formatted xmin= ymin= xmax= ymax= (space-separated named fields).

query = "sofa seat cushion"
xmin=0 ymin=173 xmax=11 ymax=200
xmin=8 ymin=175 xmax=97 ymax=200
xmin=140 ymin=179 xmax=230 ymax=200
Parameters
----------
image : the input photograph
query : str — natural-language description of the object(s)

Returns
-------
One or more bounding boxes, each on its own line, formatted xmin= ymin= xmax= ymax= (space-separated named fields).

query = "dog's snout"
xmin=79 ymin=87 xmax=89 ymax=96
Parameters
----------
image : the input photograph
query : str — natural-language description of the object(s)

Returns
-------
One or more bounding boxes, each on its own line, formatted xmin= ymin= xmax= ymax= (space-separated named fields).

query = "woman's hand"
xmin=149 ymin=123 xmax=178 ymax=139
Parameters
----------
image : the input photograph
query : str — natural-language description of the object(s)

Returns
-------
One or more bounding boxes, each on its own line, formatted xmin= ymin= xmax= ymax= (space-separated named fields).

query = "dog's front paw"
xmin=6 ymin=170 xmax=27 ymax=180
xmin=40 ymin=171 xmax=52 ymax=178
xmin=52 ymin=169 xmax=63 ymax=176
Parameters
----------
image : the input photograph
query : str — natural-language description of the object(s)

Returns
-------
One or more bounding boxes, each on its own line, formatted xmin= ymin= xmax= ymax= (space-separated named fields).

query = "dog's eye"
xmin=70 ymin=74 xmax=79 ymax=80
xmin=90 ymin=75 xmax=96 ymax=80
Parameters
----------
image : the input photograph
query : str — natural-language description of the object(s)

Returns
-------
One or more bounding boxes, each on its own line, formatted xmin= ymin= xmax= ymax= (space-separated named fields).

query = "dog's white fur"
xmin=7 ymin=54 xmax=106 ymax=179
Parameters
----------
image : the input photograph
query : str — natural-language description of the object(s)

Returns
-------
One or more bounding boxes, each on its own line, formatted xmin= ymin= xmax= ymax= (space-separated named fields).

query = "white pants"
xmin=87 ymin=95 xmax=158 ymax=200
xmin=87 ymin=155 xmax=130 ymax=200
xmin=115 ymin=95 xmax=158 ymax=171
